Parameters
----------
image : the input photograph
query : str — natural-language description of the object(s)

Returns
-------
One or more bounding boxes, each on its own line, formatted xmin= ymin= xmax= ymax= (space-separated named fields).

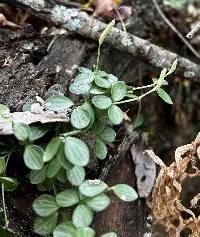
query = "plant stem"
xmin=96 ymin=46 xmax=101 ymax=70
xmin=132 ymin=83 xmax=156 ymax=91
xmin=2 ymin=183 xmax=9 ymax=228
xmin=60 ymin=130 xmax=82 ymax=137
xmin=115 ymin=85 xmax=158 ymax=105
xmin=114 ymin=97 xmax=139 ymax=105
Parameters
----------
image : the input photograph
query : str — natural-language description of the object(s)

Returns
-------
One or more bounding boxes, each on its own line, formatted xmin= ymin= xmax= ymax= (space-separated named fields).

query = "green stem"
xmin=114 ymin=86 xmax=158 ymax=105
xmin=114 ymin=97 xmax=139 ymax=105
xmin=60 ymin=130 xmax=82 ymax=137
xmin=132 ymin=83 xmax=156 ymax=91
xmin=115 ymin=73 xmax=166 ymax=105
xmin=2 ymin=183 xmax=9 ymax=228
xmin=96 ymin=46 xmax=101 ymax=70
xmin=1 ymin=152 xmax=13 ymax=229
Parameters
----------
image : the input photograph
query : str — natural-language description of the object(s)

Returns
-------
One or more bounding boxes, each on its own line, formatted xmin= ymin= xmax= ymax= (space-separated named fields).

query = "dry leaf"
xmin=131 ymin=133 xmax=156 ymax=198
xmin=93 ymin=0 xmax=132 ymax=20
xmin=146 ymin=133 xmax=200 ymax=237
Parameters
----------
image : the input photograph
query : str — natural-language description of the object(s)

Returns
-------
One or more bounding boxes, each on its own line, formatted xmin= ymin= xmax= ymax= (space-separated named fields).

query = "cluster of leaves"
xmin=12 ymin=120 xmax=138 ymax=237
xmin=0 ymin=20 xmax=177 ymax=236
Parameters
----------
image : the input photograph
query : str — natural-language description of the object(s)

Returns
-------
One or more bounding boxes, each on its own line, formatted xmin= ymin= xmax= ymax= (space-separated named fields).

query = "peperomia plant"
xmin=0 ymin=20 xmax=177 ymax=236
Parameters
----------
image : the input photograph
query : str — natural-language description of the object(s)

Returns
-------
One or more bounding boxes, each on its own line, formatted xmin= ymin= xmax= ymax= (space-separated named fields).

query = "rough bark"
xmin=2 ymin=0 xmax=200 ymax=82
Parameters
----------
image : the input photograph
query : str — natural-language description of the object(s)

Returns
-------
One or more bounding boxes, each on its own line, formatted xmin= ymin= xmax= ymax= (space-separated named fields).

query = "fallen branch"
xmin=99 ymin=130 xmax=139 ymax=181
xmin=2 ymin=0 xmax=200 ymax=82
xmin=0 ymin=103 xmax=69 ymax=135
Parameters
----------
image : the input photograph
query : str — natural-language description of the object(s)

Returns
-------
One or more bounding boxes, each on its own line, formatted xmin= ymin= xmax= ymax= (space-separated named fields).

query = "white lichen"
xmin=23 ymin=0 xmax=45 ymax=11
xmin=122 ymin=36 xmax=133 ymax=47
xmin=51 ymin=6 xmax=80 ymax=31
xmin=184 ymin=70 xmax=195 ymax=78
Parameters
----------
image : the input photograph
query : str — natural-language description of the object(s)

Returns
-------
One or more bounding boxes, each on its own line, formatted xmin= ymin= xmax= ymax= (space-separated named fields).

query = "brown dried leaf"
xmin=93 ymin=0 xmax=132 ymax=20
xmin=147 ymin=133 xmax=200 ymax=237
xmin=131 ymin=133 xmax=156 ymax=198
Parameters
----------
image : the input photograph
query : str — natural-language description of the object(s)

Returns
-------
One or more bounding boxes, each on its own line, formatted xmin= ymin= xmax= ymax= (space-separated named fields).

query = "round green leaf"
xmin=0 ymin=157 xmax=6 ymax=175
xmin=111 ymin=81 xmax=127 ymax=102
xmin=56 ymin=189 xmax=79 ymax=207
xmin=23 ymin=145 xmax=44 ymax=170
xmin=33 ymin=194 xmax=59 ymax=217
xmin=74 ymin=72 xmax=95 ymax=84
xmin=108 ymin=105 xmax=123 ymax=125
xmin=30 ymin=165 xmax=47 ymax=184
xmin=75 ymin=227 xmax=95 ymax=237
xmin=47 ymin=158 xmax=61 ymax=178
xmin=107 ymin=74 xmax=118 ymax=85
xmin=100 ymin=232 xmax=117 ymax=237
xmin=13 ymin=123 xmax=30 ymax=141
xmin=29 ymin=126 xmax=48 ymax=141
xmin=65 ymin=137 xmax=89 ymax=167
xmin=0 ymin=177 xmax=18 ymax=191
xmin=98 ymin=127 xmax=116 ymax=143
xmin=94 ymin=138 xmax=108 ymax=160
xmin=81 ymin=102 xmax=95 ymax=128
xmin=92 ymin=95 xmax=112 ymax=110
xmin=79 ymin=180 xmax=108 ymax=197
xmin=111 ymin=184 xmax=138 ymax=202
xmin=95 ymin=76 xmax=111 ymax=88
xmin=67 ymin=165 xmax=85 ymax=186
xmin=85 ymin=194 xmax=111 ymax=212
xmin=95 ymin=70 xmax=107 ymax=78
xmin=71 ymin=106 xmax=90 ymax=129
xmin=90 ymin=87 xmax=106 ymax=95
xmin=69 ymin=83 xmax=91 ymax=95
xmin=53 ymin=222 xmax=75 ymax=237
xmin=34 ymin=212 xmax=58 ymax=235
xmin=44 ymin=137 xmax=61 ymax=162
xmin=44 ymin=96 xmax=74 ymax=112
xmin=72 ymin=204 xmax=93 ymax=228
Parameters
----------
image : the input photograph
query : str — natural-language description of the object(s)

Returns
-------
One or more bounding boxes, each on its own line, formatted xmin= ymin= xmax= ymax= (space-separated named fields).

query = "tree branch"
xmin=3 ymin=0 xmax=200 ymax=82
xmin=0 ymin=103 xmax=69 ymax=135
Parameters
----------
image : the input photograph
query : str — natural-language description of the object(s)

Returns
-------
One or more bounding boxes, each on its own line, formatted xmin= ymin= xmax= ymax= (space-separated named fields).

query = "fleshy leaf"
xmin=72 ymin=204 xmax=93 ymax=228
xmin=23 ymin=145 xmax=44 ymax=170
xmin=111 ymin=184 xmax=138 ymax=202
xmin=108 ymin=105 xmax=123 ymax=125
xmin=33 ymin=194 xmax=59 ymax=217
xmin=64 ymin=137 xmax=89 ymax=167
xmin=92 ymin=95 xmax=112 ymax=110
xmin=79 ymin=180 xmax=108 ymax=197
xmin=44 ymin=96 xmax=73 ymax=112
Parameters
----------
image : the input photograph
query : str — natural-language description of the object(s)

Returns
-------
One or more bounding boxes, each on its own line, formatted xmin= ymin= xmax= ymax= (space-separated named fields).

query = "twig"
xmin=2 ymin=0 xmax=200 ymax=82
xmin=0 ymin=103 xmax=70 ymax=135
xmin=186 ymin=22 xmax=200 ymax=39
xmin=151 ymin=0 xmax=200 ymax=59
xmin=99 ymin=131 xmax=139 ymax=181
